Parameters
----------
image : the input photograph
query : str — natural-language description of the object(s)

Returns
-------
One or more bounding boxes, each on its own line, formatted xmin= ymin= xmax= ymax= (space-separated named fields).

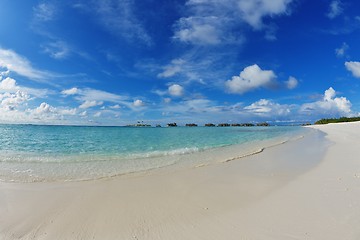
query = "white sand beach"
xmin=1 ymin=122 xmax=360 ymax=240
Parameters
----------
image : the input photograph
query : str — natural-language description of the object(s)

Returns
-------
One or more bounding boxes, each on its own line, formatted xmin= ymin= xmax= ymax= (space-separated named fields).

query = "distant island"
xmin=127 ymin=122 xmax=270 ymax=127
xmin=315 ymin=117 xmax=360 ymax=125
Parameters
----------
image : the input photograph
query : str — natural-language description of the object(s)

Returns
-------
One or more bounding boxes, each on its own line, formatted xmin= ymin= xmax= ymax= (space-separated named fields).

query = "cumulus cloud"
xmin=61 ymin=87 xmax=79 ymax=95
xmin=225 ymin=64 xmax=276 ymax=94
xmin=0 ymin=48 xmax=53 ymax=82
xmin=345 ymin=61 xmax=360 ymax=78
xmin=327 ymin=0 xmax=343 ymax=19
xmin=34 ymin=102 xmax=55 ymax=114
xmin=300 ymin=87 xmax=352 ymax=117
xmin=0 ymin=75 xmax=50 ymax=98
xmin=0 ymin=77 xmax=18 ymax=90
xmin=244 ymin=99 xmax=291 ymax=116
xmin=335 ymin=42 xmax=349 ymax=58
xmin=0 ymin=91 xmax=30 ymax=111
xmin=285 ymin=76 xmax=298 ymax=89
xmin=133 ymin=99 xmax=144 ymax=107
xmin=0 ymin=77 xmax=35 ymax=111
xmin=30 ymin=102 xmax=77 ymax=122
xmin=0 ymin=78 xmax=86 ymax=124
xmin=168 ymin=84 xmax=184 ymax=97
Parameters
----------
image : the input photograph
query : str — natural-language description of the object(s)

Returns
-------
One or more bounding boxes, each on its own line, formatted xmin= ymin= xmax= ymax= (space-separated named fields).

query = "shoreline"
xmin=1 ymin=123 xmax=360 ymax=239
xmin=0 ymin=126 xmax=307 ymax=183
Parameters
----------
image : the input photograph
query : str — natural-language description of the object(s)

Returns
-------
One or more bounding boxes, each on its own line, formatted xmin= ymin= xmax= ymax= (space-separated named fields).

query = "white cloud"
xmin=61 ymin=87 xmax=79 ymax=95
xmin=34 ymin=102 xmax=55 ymax=114
xmin=42 ymin=41 xmax=70 ymax=59
xmin=133 ymin=99 xmax=144 ymax=107
xmin=85 ymin=0 xmax=152 ymax=45
xmin=225 ymin=64 xmax=276 ymax=94
xmin=0 ymin=75 xmax=52 ymax=98
xmin=335 ymin=42 xmax=349 ymax=58
xmin=163 ymin=98 xmax=172 ymax=104
xmin=0 ymin=48 xmax=53 ymax=82
xmin=237 ymin=0 xmax=293 ymax=29
xmin=157 ymin=59 xmax=185 ymax=78
xmin=94 ymin=112 xmax=102 ymax=117
xmin=109 ymin=104 xmax=121 ymax=109
xmin=327 ymin=0 xmax=343 ymax=19
xmin=168 ymin=84 xmax=184 ymax=97
xmin=345 ymin=61 xmax=360 ymax=78
xmin=156 ymin=52 xmax=224 ymax=84
xmin=160 ymin=98 xmax=219 ymax=117
xmin=33 ymin=2 xmax=57 ymax=22
xmin=79 ymin=100 xmax=103 ymax=109
xmin=173 ymin=17 xmax=223 ymax=45
xmin=0 ymin=91 xmax=30 ymax=110
xmin=173 ymin=0 xmax=294 ymax=45
xmin=76 ymin=88 xmax=127 ymax=103
xmin=244 ymin=99 xmax=291 ymax=116
xmin=285 ymin=76 xmax=298 ymax=89
xmin=300 ymin=87 xmax=352 ymax=116
xmin=60 ymin=86 xmax=142 ymax=111
xmin=58 ymin=108 xmax=77 ymax=116
xmin=30 ymin=102 xmax=78 ymax=121
xmin=0 ymin=81 xmax=90 ymax=124
xmin=264 ymin=24 xmax=278 ymax=41
xmin=0 ymin=77 xmax=18 ymax=90
xmin=0 ymin=69 xmax=10 ymax=77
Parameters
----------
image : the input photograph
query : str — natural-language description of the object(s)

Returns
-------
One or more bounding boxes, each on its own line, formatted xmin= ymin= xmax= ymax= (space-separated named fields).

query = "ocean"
xmin=0 ymin=124 xmax=307 ymax=182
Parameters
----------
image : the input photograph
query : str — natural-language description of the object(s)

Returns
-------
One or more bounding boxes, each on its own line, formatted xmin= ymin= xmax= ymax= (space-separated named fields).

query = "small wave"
xmin=222 ymin=148 xmax=265 ymax=163
xmin=0 ymin=147 xmax=201 ymax=164
xmin=219 ymin=133 xmax=308 ymax=164
xmin=126 ymin=147 xmax=201 ymax=159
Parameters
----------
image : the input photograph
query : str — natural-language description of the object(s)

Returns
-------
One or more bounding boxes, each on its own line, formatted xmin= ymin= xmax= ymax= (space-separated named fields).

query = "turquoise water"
xmin=0 ymin=124 xmax=306 ymax=182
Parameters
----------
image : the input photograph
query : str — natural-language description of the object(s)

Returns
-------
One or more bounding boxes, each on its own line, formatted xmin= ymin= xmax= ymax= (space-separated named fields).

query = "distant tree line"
xmin=314 ymin=117 xmax=360 ymax=125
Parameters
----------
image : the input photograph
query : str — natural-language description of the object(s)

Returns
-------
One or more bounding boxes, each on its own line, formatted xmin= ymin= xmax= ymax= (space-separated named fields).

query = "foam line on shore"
xmin=220 ymin=134 xmax=305 ymax=164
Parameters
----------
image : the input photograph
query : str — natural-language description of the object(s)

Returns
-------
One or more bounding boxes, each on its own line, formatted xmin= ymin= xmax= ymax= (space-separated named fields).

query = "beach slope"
xmin=1 ymin=122 xmax=360 ymax=239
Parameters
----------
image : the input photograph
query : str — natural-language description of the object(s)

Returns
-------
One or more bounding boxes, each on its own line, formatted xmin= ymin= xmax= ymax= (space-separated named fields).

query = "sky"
xmin=0 ymin=0 xmax=360 ymax=126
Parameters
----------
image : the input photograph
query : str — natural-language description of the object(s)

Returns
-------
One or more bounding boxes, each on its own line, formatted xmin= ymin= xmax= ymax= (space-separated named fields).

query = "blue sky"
xmin=0 ymin=0 xmax=360 ymax=126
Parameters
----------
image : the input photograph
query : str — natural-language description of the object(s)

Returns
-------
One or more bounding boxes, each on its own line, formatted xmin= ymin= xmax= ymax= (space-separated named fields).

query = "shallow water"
xmin=0 ymin=124 xmax=307 ymax=182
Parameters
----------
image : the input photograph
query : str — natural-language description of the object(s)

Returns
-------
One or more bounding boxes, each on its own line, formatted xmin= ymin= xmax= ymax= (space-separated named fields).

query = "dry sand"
xmin=1 ymin=122 xmax=360 ymax=239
